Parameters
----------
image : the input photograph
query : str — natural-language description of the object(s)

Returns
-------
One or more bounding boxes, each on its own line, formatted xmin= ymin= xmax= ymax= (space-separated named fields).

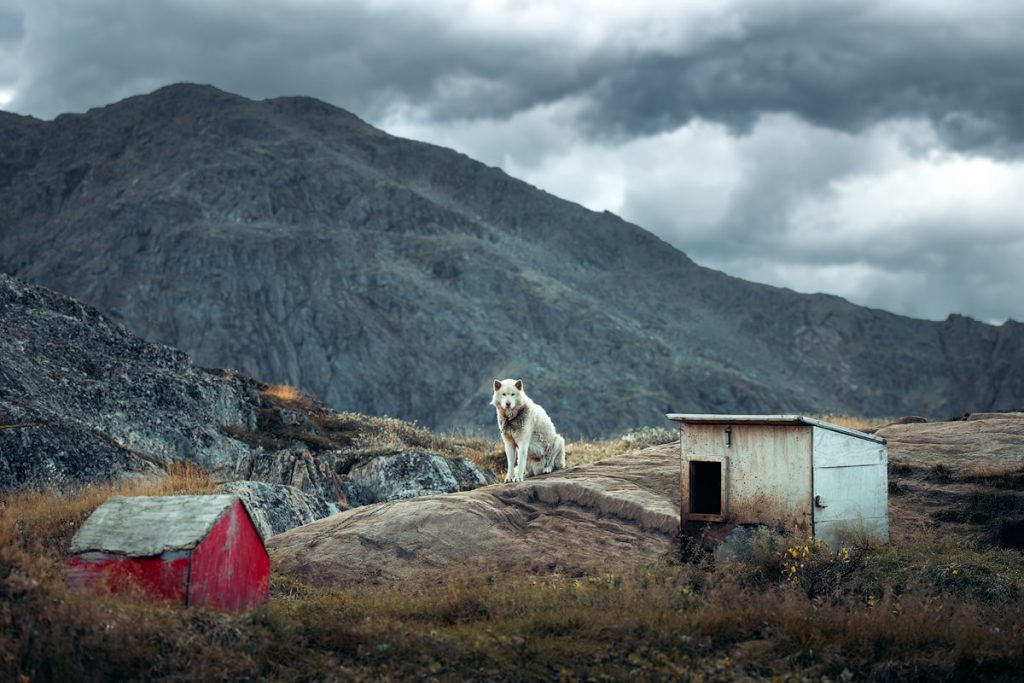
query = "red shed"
xmin=66 ymin=494 xmax=269 ymax=611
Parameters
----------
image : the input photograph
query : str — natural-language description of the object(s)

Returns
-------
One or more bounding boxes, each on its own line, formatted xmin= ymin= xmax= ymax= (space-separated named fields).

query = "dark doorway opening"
xmin=689 ymin=461 xmax=722 ymax=515
xmin=999 ymin=518 xmax=1024 ymax=550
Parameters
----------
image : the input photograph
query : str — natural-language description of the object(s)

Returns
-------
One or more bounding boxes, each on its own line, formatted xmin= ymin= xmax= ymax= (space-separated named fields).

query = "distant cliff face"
xmin=2 ymin=84 xmax=1022 ymax=435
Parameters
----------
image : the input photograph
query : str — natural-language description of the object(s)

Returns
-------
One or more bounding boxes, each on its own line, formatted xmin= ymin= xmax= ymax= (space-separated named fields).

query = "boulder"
xmin=878 ymin=413 xmax=1024 ymax=546
xmin=231 ymin=446 xmax=350 ymax=508
xmin=876 ymin=412 xmax=1024 ymax=468
xmin=343 ymin=449 xmax=492 ymax=507
xmin=217 ymin=480 xmax=336 ymax=538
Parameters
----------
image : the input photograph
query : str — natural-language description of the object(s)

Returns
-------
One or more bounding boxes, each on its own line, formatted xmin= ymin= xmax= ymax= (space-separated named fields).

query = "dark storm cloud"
xmin=6 ymin=0 xmax=596 ymax=122
xmin=583 ymin=9 xmax=1024 ymax=154
xmin=7 ymin=1 xmax=1024 ymax=155
xmin=0 ymin=1 xmax=21 ymax=84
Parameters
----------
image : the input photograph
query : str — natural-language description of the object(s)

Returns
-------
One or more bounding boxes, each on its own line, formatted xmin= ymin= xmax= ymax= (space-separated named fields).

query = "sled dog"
xmin=491 ymin=378 xmax=566 ymax=483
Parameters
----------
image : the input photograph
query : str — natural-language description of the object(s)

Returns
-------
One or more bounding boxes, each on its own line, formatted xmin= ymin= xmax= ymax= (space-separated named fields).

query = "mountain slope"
xmin=2 ymin=84 xmax=1022 ymax=435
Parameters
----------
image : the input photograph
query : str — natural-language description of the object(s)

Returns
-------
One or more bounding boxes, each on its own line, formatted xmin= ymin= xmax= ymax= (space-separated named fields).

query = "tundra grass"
xmin=3 ymin=466 xmax=1024 ymax=682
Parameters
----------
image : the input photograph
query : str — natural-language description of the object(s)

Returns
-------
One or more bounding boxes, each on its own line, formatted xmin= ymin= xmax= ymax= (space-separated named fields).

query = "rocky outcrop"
xmin=0 ymin=273 xmax=258 ymax=490
xmin=230 ymin=446 xmax=351 ymax=507
xmin=344 ymin=449 xmax=494 ymax=507
xmin=268 ymin=443 xmax=681 ymax=587
xmin=880 ymin=413 xmax=1024 ymax=548
xmin=217 ymin=480 xmax=336 ymax=538
xmin=0 ymin=274 xmax=495 ymax=528
xmin=876 ymin=412 xmax=1024 ymax=469
xmin=2 ymin=84 xmax=1023 ymax=436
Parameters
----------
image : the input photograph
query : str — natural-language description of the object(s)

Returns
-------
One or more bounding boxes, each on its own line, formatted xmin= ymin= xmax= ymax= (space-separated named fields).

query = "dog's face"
xmin=492 ymin=378 xmax=524 ymax=411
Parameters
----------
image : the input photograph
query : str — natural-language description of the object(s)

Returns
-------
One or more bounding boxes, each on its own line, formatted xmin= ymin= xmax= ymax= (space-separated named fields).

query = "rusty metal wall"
xmin=681 ymin=423 xmax=814 ymax=535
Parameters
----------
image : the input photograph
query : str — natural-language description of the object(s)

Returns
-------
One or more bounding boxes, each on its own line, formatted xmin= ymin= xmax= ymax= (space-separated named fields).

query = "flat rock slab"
xmin=879 ymin=413 xmax=1024 ymax=544
xmin=268 ymin=443 xmax=681 ymax=587
xmin=878 ymin=412 xmax=1024 ymax=468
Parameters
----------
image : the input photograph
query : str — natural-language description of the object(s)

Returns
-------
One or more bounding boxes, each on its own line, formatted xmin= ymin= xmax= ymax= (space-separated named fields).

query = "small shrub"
xmin=259 ymin=383 xmax=319 ymax=412
xmin=619 ymin=426 xmax=676 ymax=448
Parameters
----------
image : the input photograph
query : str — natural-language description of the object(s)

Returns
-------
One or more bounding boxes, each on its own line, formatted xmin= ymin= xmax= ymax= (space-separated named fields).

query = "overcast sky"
xmin=2 ymin=0 xmax=1022 ymax=324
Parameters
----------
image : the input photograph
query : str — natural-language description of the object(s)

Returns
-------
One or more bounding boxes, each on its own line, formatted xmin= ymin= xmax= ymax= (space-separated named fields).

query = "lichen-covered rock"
xmin=230 ymin=446 xmax=350 ymax=508
xmin=344 ymin=450 xmax=491 ymax=507
xmin=0 ymin=403 xmax=159 ymax=491
xmin=0 ymin=273 xmax=259 ymax=491
xmin=217 ymin=480 xmax=336 ymax=538
xmin=0 ymin=273 xmax=497 ymax=508
xmin=448 ymin=455 xmax=498 ymax=488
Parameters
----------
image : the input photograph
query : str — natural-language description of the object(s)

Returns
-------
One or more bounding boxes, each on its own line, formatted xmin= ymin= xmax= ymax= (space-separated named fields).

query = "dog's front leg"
xmin=501 ymin=434 xmax=517 ymax=483
xmin=515 ymin=427 xmax=533 ymax=482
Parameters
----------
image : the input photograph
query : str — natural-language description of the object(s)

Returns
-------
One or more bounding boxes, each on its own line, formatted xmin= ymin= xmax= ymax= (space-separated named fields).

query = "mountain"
xmin=2 ymin=83 xmax=1022 ymax=436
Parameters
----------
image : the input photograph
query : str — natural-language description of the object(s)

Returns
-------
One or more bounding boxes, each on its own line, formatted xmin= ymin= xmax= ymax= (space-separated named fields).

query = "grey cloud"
xmin=7 ymin=0 xmax=593 ymax=122
xmin=613 ymin=112 xmax=1024 ymax=324
xmin=582 ymin=8 xmax=1024 ymax=153
xmin=830 ymin=235 xmax=1023 ymax=324
xmin=0 ymin=1 xmax=21 ymax=84
xmin=8 ymin=1 xmax=1024 ymax=155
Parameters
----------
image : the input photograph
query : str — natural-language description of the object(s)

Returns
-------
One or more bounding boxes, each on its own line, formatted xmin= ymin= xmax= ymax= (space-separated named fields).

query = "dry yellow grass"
xmin=811 ymin=414 xmax=893 ymax=432
xmin=261 ymin=383 xmax=302 ymax=402
xmin=0 ymin=461 xmax=214 ymax=570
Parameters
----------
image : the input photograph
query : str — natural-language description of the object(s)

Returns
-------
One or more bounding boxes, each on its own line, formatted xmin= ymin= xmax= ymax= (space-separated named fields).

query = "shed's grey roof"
xmin=665 ymin=414 xmax=885 ymax=444
xmin=70 ymin=494 xmax=241 ymax=556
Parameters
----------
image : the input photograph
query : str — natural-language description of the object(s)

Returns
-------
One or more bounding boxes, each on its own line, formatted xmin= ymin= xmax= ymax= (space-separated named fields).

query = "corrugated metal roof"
xmin=665 ymin=413 xmax=885 ymax=444
xmin=70 ymin=494 xmax=239 ymax=556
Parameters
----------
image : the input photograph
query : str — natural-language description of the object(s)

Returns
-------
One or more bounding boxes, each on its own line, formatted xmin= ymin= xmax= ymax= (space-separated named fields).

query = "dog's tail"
xmin=553 ymin=435 xmax=566 ymax=471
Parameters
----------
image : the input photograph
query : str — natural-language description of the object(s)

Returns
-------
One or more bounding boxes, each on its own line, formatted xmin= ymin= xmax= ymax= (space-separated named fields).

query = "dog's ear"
xmin=514 ymin=379 xmax=523 ymax=391
xmin=493 ymin=379 xmax=502 ymax=391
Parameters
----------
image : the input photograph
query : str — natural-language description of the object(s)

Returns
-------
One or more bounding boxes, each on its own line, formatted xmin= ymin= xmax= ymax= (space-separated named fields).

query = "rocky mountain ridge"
xmin=2 ymin=83 xmax=1022 ymax=435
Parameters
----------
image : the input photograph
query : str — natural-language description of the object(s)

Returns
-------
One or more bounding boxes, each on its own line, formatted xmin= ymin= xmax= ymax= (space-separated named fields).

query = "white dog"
xmin=491 ymin=378 xmax=566 ymax=483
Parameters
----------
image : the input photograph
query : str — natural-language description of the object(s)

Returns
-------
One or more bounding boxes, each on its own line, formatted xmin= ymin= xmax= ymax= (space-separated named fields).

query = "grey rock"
xmin=876 ymin=412 xmax=1024 ymax=469
xmin=2 ymin=84 xmax=1024 ymax=436
xmin=0 ymin=273 xmax=258 ymax=491
xmin=0 ymin=273 xmax=492 ymax=512
xmin=448 ymin=455 xmax=498 ymax=487
xmin=344 ymin=449 xmax=490 ymax=507
xmin=217 ymin=480 xmax=335 ymax=538
xmin=231 ymin=446 xmax=351 ymax=508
